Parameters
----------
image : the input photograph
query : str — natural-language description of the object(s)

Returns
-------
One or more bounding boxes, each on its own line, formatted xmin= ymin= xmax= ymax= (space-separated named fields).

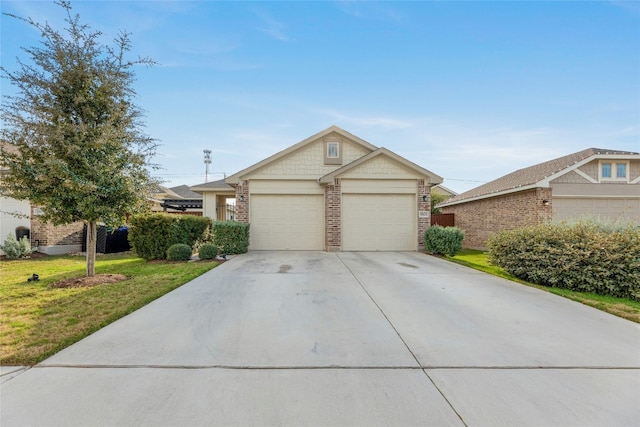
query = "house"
xmin=0 ymin=198 xmax=84 ymax=256
xmin=194 ymin=126 xmax=442 ymax=251
xmin=431 ymin=184 xmax=457 ymax=198
xmin=150 ymin=185 xmax=203 ymax=216
xmin=438 ymin=148 xmax=640 ymax=249
xmin=190 ymin=179 xmax=236 ymax=221
xmin=1 ymin=143 xmax=84 ymax=255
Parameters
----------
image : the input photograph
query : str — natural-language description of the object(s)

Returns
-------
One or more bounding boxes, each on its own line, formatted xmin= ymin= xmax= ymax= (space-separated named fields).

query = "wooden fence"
xmin=431 ymin=213 xmax=455 ymax=227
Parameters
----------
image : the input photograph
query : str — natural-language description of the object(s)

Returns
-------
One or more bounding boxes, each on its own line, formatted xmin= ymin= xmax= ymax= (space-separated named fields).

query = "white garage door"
xmin=553 ymin=198 xmax=640 ymax=223
xmin=342 ymin=194 xmax=415 ymax=251
xmin=250 ymin=195 xmax=324 ymax=250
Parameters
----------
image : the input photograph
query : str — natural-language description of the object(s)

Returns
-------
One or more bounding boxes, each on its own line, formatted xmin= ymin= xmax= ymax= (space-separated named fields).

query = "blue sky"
xmin=2 ymin=0 xmax=639 ymax=193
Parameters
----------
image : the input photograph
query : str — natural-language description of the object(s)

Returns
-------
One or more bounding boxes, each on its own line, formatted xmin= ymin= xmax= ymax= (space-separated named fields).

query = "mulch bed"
xmin=49 ymin=274 xmax=129 ymax=289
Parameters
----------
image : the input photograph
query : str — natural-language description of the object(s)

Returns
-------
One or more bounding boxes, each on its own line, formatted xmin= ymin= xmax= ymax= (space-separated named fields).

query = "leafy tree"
xmin=430 ymin=192 xmax=450 ymax=214
xmin=0 ymin=1 xmax=158 ymax=276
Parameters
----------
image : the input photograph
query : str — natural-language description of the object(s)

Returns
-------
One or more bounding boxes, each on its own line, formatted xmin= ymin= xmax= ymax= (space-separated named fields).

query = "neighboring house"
xmin=150 ymin=185 xmax=203 ymax=216
xmin=438 ymin=148 xmax=640 ymax=249
xmin=431 ymin=184 xmax=457 ymax=198
xmin=197 ymin=125 xmax=442 ymax=251
xmin=1 ymin=142 xmax=83 ymax=255
xmin=0 ymin=201 xmax=83 ymax=257
xmin=190 ymin=179 xmax=236 ymax=221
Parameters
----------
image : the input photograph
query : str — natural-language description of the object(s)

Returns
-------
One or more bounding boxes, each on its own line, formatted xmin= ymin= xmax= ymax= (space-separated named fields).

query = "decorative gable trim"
xmin=318 ymin=147 xmax=443 ymax=185
xmin=226 ymin=126 xmax=377 ymax=185
xmin=572 ymin=168 xmax=598 ymax=184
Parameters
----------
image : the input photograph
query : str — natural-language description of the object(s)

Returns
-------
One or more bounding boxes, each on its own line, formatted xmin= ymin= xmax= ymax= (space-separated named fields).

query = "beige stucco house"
xmin=438 ymin=148 xmax=640 ymax=248
xmin=194 ymin=126 xmax=442 ymax=251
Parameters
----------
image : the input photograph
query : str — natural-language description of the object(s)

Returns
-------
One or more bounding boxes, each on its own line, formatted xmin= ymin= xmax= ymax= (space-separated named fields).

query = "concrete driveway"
xmin=2 ymin=251 xmax=639 ymax=426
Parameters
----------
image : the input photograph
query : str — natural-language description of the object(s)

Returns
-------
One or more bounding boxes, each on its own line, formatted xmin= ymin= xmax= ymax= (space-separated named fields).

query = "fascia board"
xmin=438 ymin=183 xmax=540 ymax=207
xmin=319 ymin=147 xmax=443 ymax=184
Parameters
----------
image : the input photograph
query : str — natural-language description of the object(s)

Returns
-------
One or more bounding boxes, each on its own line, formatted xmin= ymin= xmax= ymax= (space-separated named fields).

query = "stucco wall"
xmin=0 ymin=197 xmax=31 ymax=255
xmin=441 ymin=188 xmax=552 ymax=249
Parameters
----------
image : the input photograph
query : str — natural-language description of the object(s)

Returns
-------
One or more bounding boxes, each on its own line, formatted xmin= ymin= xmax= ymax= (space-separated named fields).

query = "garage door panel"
xmin=343 ymin=194 xmax=415 ymax=251
xmin=250 ymin=195 xmax=324 ymax=250
xmin=553 ymin=198 xmax=640 ymax=222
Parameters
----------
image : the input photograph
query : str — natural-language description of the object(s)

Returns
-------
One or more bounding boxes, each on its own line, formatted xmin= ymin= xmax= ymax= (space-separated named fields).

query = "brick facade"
xmin=325 ymin=178 xmax=341 ymax=251
xmin=417 ymin=179 xmax=430 ymax=250
xmin=235 ymin=180 xmax=250 ymax=223
xmin=441 ymin=188 xmax=552 ymax=249
xmin=30 ymin=206 xmax=84 ymax=248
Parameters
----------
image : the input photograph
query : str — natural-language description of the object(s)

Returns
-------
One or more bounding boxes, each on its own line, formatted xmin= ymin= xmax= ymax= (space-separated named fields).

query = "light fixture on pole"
xmin=203 ymin=149 xmax=212 ymax=182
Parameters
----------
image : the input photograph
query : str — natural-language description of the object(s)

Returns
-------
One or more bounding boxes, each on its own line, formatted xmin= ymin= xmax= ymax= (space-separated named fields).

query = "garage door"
xmin=553 ymin=198 xmax=640 ymax=222
xmin=250 ymin=195 xmax=324 ymax=250
xmin=342 ymin=194 xmax=415 ymax=251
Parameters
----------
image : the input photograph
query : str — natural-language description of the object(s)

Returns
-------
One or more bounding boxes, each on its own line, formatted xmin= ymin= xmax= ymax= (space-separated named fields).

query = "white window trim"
xmin=327 ymin=142 xmax=339 ymax=158
xmin=599 ymin=160 xmax=629 ymax=182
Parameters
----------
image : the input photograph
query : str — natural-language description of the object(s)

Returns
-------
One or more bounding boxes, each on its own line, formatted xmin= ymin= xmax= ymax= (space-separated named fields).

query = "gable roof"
xmin=318 ymin=147 xmax=443 ymax=184
xmin=152 ymin=185 xmax=182 ymax=198
xmin=225 ymin=125 xmax=378 ymax=185
xmin=432 ymin=184 xmax=457 ymax=197
xmin=170 ymin=185 xmax=202 ymax=199
xmin=439 ymin=148 xmax=640 ymax=207
xmin=190 ymin=179 xmax=235 ymax=193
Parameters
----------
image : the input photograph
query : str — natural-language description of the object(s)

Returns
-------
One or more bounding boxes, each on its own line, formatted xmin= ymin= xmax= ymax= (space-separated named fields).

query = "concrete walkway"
xmin=2 ymin=251 xmax=639 ymax=426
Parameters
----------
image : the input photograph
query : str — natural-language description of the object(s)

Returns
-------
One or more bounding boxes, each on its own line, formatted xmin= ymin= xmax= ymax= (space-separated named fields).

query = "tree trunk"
xmin=86 ymin=220 xmax=97 ymax=277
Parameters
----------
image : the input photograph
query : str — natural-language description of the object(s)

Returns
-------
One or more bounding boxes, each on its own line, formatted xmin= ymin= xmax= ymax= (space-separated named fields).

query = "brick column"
xmin=235 ymin=180 xmax=249 ymax=223
xmin=537 ymin=187 xmax=553 ymax=223
xmin=417 ymin=179 xmax=430 ymax=250
xmin=325 ymin=178 xmax=341 ymax=252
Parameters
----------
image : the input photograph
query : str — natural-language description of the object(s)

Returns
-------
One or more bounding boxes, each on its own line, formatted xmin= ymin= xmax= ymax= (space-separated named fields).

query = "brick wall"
xmin=325 ymin=178 xmax=341 ymax=251
xmin=417 ymin=179 xmax=430 ymax=249
xmin=235 ymin=180 xmax=249 ymax=223
xmin=30 ymin=206 xmax=84 ymax=248
xmin=441 ymin=188 xmax=552 ymax=249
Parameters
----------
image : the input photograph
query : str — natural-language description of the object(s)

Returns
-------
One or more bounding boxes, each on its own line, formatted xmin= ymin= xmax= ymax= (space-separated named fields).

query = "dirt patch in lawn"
xmin=50 ymin=274 xmax=129 ymax=289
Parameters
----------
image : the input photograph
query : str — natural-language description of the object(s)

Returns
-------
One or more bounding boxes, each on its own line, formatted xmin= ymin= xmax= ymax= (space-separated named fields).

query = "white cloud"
xmin=252 ymin=9 xmax=291 ymax=42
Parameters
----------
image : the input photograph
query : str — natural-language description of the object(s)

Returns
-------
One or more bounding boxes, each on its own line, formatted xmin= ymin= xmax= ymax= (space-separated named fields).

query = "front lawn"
xmin=0 ymin=252 xmax=218 ymax=365
xmin=447 ymin=249 xmax=640 ymax=323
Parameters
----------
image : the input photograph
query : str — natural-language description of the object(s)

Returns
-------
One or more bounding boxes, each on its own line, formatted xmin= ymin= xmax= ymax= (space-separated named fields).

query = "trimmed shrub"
xmin=129 ymin=214 xmax=212 ymax=260
xmin=487 ymin=220 xmax=640 ymax=300
xmin=1 ymin=234 xmax=32 ymax=259
xmin=166 ymin=243 xmax=193 ymax=261
xmin=423 ymin=225 xmax=464 ymax=257
xmin=213 ymin=221 xmax=250 ymax=254
xmin=198 ymin=243 xmax=219 ymax=260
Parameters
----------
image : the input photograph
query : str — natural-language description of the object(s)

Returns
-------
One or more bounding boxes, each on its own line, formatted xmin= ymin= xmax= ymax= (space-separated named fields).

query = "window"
xmin=327 ymin=142 xmax=339 ymax=158
xmin=324 ymin=139 xmax=342 ymax=165
xmin=599 ymin=161 xmax=628 ymax=181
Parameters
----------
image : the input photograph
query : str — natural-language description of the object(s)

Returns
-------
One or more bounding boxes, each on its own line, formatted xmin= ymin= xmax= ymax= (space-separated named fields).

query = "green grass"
xmin=0 ymin=252 xmax=218 ymax=365
xmin=448 ymin=249 xmax=640 ymax=323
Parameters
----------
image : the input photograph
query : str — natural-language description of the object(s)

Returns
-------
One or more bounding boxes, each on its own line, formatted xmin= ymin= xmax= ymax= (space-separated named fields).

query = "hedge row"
xmin=213 ymin=221 xmax=249 ymax=254
xmin=487 ymin=220 xmax=640 ymax=300
xmin=423 ymin=225 xmax=464 ymax=257
xmin=128 ymin=214 xmax=212 ymax=260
